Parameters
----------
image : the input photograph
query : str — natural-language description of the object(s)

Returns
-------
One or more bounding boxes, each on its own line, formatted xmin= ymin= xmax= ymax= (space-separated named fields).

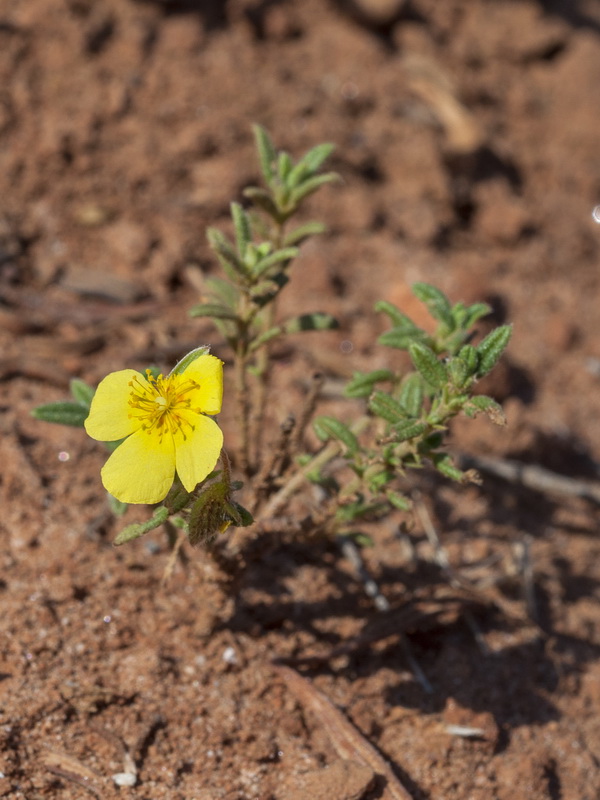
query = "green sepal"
xmin=313 ymin=416 xmax=359 ymax=455
xmin=226 ymin=501 xmax=254 ymax=527
xmin=187 ymin=482 xmax=230 ymax=547
xmin=70 ymin=378 xmax=95 ymax=408
xmin=412 ymin=283 xmax=454 ymax=328
xmin=368 ymin=391 xmax=407 ymax=424
xmin=163 ymin=483 xmax=192 ymax=514
xmin=476 ymin=325 xmax=512 ymax=377
xmin=169 ymin=346 xmax=211 ymax=376
xmin=113 ymin=506 xmax=169 ymax=546
xmin=409 ymin=343 xmax=448 ymax=389
xmin=31 ymin=401 xmax=89 ymax=428
xmin=398 ymin=373 xmax=424 ymax=417
xmin=344 ymin=369 xmax=395 ymax=399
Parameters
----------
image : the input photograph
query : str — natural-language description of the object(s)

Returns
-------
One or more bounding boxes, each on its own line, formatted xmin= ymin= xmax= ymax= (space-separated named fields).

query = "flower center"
xmin=128 ymin=370 xmax=201 ymax=441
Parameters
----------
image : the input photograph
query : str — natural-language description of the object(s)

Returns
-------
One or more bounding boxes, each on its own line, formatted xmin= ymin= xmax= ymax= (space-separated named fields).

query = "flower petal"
xmin=181 ymin=354 xmax=223 ymax=416
xmin=101 ymin=428 xmax=176 ymax=504
xmin=175 ymin=414 xmax=223 ymax=493
xmin=85 ymin=369 xmax=143 ymax=441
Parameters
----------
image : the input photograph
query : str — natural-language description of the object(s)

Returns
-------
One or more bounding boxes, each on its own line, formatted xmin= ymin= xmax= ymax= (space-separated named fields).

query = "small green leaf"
xmin=374 ymin=300 xmax=419 ymax=330
xmin=204 ymin=276 xmax=240 ymax=308
xmin=369 ymin=391 xmax=407 ymax=424
xmin=313 ymin=416 xmax=359 ymax=455
xmin=386 ymin=491 xmax=411 ymax=511
xmin=290 ymin=172 xmax=339 ymax=205
xmin=300 ymin=142 xmax=335 ymax=174
xmin=248 ymin=325 xmax=283 ymax=352
xmin=409 ymin=343 xmax=448 ymax=389
xmin=412 ymin=283 xmax=454 ymax=327
xmin=243 ymin=187 xmax=280 ymax=219
xmin=252 ymin=124 xmax=277 ymax=184
xmin=464 ymin=302 xmax=492 ymax=328
xmin=344 ymin=369 xmax=395 ymax=399
xmin=283 ymin=221 xmax=327 ymax=247
xmin=398 ymin=373 xmax=424 ymax=417
xmin=231 ymin=202 xmax=252 ymax=258
xmin=189 ymin=303 xmax=239 ymax=321
xmin=391 ymin=420 xmax=428 ymax=442
xmin=431 ymin=453 xmax=464 ymax=482
xmin=476 ymin=325 xmax=512 ymax=377
xmin=252 ymin=246 xmax=299 ymax=278
xmin=107 ymin=494 xmax=128 ymax=517
xmin=227 ymin=502 xmax=254 ymax=527
xmin=458 ymin=344 xmax=479 ymax=374
xmin=447 ymin=357 xmax=470 ymax=389
xmin=378 ymin=327 xmax=429 ymax=350
xmin=31 ymin=402 xmax=89 ymax=428
xmin=468 ymin=395 xmax=507 ymax=425
xmin=277 ymin=151 xmax=294 ymax=182
xmin=113 ymin=506 xmax=169 ymax=546
xmin=70 ymin=378 xmax=95 ymax=408
xmin=207 ymin=228 xmax=248 ymax=281
xmin=169 ymin=346 xmax=211 ymax=376
xmin=283 ymin=312 xmax=339 ymax=334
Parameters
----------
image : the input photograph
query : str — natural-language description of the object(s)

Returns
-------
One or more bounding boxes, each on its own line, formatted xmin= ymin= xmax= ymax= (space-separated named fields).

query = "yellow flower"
xmin=85 ymin=354 xmax=223 ymax=504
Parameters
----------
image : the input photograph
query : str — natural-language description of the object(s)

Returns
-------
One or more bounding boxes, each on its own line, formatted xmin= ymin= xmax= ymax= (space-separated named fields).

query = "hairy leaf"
xmin=69 ymin=378 xmax=95 ymax=408
xmin=252 ymin=124 xmax=277 ymax=184
xmin=409 ymin=342 xmax=448 ymax=389
xmin=412 ymin=282 xmax=454 ymax=327
xmin=313 ymin=416 xmax=359 ymax=455
xmin=32 ymin=402 xmax=89 ymax=428
xmin=476 ymin=325 xmax=512 ymax=377
xmin=344 ymin=369 xmax=395 ymax=399
xmin=398 ymin=373 xmax=424 ymax=417
xmin=369 ymin=391 xmax=407 ymax=424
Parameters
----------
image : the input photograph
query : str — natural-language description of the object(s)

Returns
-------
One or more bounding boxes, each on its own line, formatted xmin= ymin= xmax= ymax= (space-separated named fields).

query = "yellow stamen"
xmin=127 ymin=370 xmax=202 ymax=442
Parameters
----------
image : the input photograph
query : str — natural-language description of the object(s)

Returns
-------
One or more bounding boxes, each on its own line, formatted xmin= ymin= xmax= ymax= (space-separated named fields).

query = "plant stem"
xmin=234 ymin=346 xmax=252 ymax=476
xmin=256 ymin=416 xmax=370 ymax=520
xmin=249 ymin=219 xmax=286 ymax=472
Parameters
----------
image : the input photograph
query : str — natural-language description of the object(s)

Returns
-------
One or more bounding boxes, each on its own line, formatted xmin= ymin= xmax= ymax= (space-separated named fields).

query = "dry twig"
xmin=274 ymin=663 xmax=414 ymax=800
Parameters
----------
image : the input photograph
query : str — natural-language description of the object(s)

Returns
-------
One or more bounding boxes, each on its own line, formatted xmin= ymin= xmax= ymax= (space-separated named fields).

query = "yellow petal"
xmin=85 ymin=370 xmax=143 ymax=441
xmin=175 ymin=414 xmax=223 ymax=493
xmin=101 ymin=428 xmax=176 ymax=504
xmin=182 ymin=354 xmax=223 ymax=416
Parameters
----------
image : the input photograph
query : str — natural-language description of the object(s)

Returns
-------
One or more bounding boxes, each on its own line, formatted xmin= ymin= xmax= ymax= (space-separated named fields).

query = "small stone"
xmin=280 ymin=759 xmax=375 ymax=800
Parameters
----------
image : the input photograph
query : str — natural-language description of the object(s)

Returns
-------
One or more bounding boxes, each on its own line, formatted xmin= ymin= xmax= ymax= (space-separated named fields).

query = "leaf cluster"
xmin=190 ymin=126 xmax=339 ymax=358
xmin=310 ymin=285 xmax=511 ymax=533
